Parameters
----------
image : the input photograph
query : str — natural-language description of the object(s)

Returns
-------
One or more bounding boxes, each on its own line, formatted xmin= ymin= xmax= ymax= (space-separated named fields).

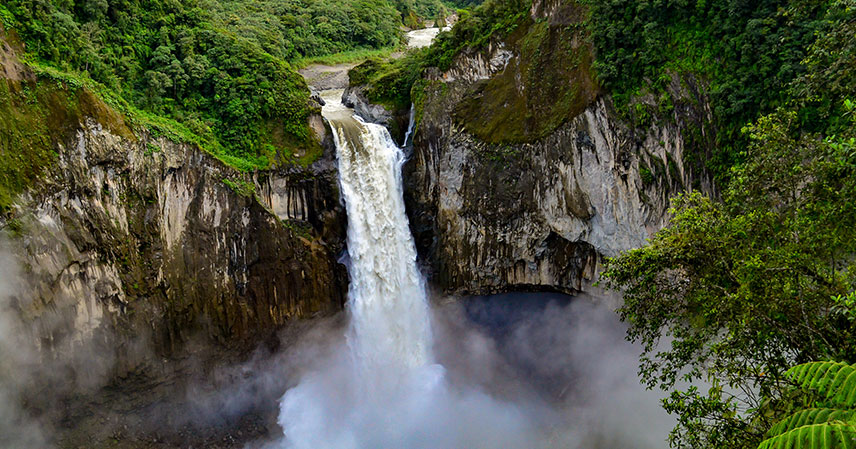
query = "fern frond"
xmin=787 ymin=362 xmax=856 ymax=408
xmin=768 ymin=409 xmax=856 ymax=437
xmin=758 ymin=423 xmax=856 ymax=449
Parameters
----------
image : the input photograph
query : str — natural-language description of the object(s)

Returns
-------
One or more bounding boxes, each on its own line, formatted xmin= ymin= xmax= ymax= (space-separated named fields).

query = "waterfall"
xmin=402 ymin=103 xmax=416 ymax=148
xmin=277 ymin=90 xmax=443 ymax=448
xmin=328 ymin=91 xmax=432 ymax=371
xmin=277 ymin=90 xmax=533 ymax=449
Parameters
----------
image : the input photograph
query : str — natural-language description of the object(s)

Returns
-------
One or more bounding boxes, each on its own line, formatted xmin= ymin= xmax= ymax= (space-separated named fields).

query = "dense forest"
xmin=601 ymin=4 xmax=856 ymax=446
xmin=0 ymin=0 xmax=450 ymax=172
xmin=590 ymin=0 xmax=856 ymax=447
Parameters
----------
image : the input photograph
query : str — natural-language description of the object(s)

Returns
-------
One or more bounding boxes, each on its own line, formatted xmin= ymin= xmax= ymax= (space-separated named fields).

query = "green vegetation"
xmin=435 ymin=8 xmax=448 ymax=27
xmin=453 ymin=12 xmax=598 ymax=143
xmin=392 ymin=0 xmax=449 ymax=25
xmin=585 ymin=0 xmax=832 ymax=182
xmin=203 ymin=0 xmax=403 ymax=59
xmin=2 ymin=0 xmax=318 ymax=169
xmin=348 ymin=0 xmax=594 ymax=143
xmin=601 ymin=4 xmax=856 ymax=447
xmin=221 ymin=177 xmax=255 ymax=198
xmin=0 ymin=60 xmax=135 ymax=211
xmin=426 ymin=0 xmax=530 ymax=70
xmin=0 ymin=0 xmax=451 ymax=173
xmin=0 ymin=79 xmax=57 ymax=211
xmin=759 ymin=361 xmax=856 ymax=449
xmin=294 ymin=47 xmax=398 ymax=69
xmin=349 ymin=49 xmax=432 ymax=111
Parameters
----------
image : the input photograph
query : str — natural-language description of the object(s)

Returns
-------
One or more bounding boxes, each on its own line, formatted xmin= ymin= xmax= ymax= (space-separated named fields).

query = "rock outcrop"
xmin=342 ymin=85 xmax=412 ymax=145
xmin=404 ymin=0 xmax=715 ymax=296
xmin=1 ymin=41 xmax=348 ymax=369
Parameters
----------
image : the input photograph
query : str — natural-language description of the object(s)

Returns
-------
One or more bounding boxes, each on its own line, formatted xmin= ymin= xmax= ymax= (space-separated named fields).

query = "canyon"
xmin=1 ymin=8 xmax=706 ymax=449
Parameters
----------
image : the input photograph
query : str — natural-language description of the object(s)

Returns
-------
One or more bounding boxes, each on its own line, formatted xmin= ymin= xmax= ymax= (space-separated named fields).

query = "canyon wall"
xmin=0 ymin=35 xmax=348 ymax=371
xmin=404 ymin=0 xmax=715 ymax=295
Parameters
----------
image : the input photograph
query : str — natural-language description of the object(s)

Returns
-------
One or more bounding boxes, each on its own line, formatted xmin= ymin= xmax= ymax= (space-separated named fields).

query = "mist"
xmin=0 ymin=239 xmax=51 ymax=448
xmin=267 ymin=291 xmax=674 ymax=449
xmin=0 ymin=235 xmax=675 ymax=448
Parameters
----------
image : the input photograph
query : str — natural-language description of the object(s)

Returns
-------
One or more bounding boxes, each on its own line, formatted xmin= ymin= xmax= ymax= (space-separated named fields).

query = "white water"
xmin=277 ymin=90 xmax=536 ymax=449
xmin=406 ymin=27 xmax=451 ymax=48
xmin=402 ymin=103 xmax=416 ymax=148
xmin=324 ymin=89 xmax=432 ymax=371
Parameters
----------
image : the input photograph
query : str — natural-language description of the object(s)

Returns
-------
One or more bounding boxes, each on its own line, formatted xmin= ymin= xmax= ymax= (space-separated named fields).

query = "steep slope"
xmin=0 ymin=26 xmax=347 ymax=366
xmin=403 ymin=0 xmax=714 ymax=295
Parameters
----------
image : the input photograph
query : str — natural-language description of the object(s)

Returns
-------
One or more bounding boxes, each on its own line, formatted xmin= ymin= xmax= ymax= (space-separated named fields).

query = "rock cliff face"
xmin=404 ymin=0 xmax=714 ymax=296
xmin=1 ymin=52 xmax=347 ymax=369
xmin=16 ymin=122 xmax=348 ymax=358
xmin=342 ymin=84 xmax=411 ymax=145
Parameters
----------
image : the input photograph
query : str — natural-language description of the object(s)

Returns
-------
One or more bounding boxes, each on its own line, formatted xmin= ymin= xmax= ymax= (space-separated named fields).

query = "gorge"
xmin=2 ymin=0 xmax=854 ymax=447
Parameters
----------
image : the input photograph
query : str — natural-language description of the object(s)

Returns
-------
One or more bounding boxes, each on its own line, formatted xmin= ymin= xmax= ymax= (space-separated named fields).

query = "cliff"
xmin=0 ymin=30 xmax=348 ymax=368
xmin=404 ymin=0 xmax=715 ymax=295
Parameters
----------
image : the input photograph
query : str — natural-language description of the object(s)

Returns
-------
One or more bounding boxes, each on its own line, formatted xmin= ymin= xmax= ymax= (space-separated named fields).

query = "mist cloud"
xmin=267 ymin=292 xmax=674 ymax=449
xmin=0 ymin=239 xmax=50 ymax=448
xmin=0 ymin=232 xmax=676 ymax=449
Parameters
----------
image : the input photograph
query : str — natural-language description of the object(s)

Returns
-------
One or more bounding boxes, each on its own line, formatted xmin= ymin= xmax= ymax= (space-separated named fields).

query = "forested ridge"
xmin=0 ymin=0 xmax=451 ymax=173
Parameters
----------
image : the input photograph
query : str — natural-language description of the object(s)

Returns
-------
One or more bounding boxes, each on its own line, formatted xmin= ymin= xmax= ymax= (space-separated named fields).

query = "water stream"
xmin=277 ymin=89 xmax=535 ymax=449
xmin=321 ymin=89 xmax=432 ymax=372
xmin=402 ymin=103 xmax=416 ymax=148
xmin=406 ymin=27 xmax=450 ymax=49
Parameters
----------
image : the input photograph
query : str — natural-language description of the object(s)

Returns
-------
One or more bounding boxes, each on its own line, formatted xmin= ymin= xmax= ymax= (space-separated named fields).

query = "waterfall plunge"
xmin=277 ymin=90 xmax=533 ymax=449
xmin=329 ymin=91 xmax=432 ymax=373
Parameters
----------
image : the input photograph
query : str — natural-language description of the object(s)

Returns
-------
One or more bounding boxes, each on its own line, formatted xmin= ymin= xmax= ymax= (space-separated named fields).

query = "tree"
xmin=435 ymin=8 xmax=447 ymax=27
xmin=601 ymin=5 xmax=856 ymax=445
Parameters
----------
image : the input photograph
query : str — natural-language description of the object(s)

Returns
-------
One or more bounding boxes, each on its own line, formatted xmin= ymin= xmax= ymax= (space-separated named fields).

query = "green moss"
xmin=0 ymin=77 xmax=80 ymax=211
xmin=221 ymin=177 xmax=256 ymax=198
xmin=478 ymin=143 xmax=520 ymax=163
xmin=294 ymin=143 xmax=324 ymax=168
xmin=2 ymin=217 xmax=23 ymax=237
xmin=453 ymin=11 xmax=599 ymax=144
xmin=281 ymin=219 xmax=313 ymax=239
xmin=144 ymin=143 xmax=161 ymax=156
xmin=639 ymin=162 xmax=654 ymax=187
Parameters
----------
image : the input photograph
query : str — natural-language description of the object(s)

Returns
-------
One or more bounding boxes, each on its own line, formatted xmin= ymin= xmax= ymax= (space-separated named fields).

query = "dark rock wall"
xmin=404 ymin=1 xmax=715 ymax=296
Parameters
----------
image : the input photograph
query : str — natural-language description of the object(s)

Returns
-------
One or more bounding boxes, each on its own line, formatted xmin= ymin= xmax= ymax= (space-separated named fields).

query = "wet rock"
xmin=404 ymin=11 xmax=714 ymax=296
xmin=9 ymin=104 xmax=348 ymax=363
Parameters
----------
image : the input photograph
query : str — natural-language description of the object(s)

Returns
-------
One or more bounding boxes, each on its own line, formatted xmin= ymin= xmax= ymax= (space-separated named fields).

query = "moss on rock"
xmin=453 ymin=13 xmax=600 ymax=144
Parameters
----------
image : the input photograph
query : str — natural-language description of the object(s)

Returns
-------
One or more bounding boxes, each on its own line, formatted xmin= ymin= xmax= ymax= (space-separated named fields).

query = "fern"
xmin=768 ymin=409 xmax=856 ymax=436
xmin=759 ymin=423 xmax=856 ymax=449
xmin=788 ymin=362 xmax=856 ymax=408
xmin=758 ymin=362 xmax=856 ymax=449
